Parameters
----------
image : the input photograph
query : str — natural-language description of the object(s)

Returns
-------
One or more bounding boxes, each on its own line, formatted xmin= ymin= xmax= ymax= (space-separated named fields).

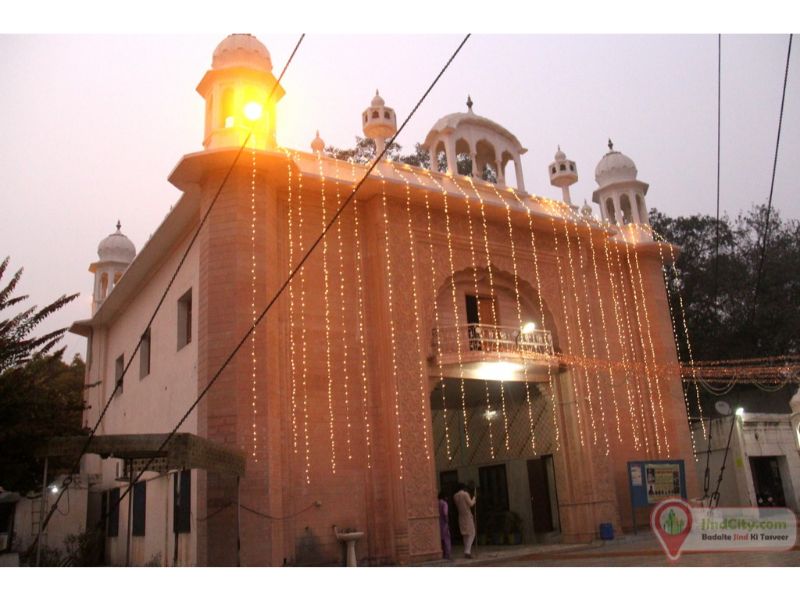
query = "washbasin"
xmin=335 ymin=530 xmax=364 ymax=542
xmin=333 ymin=527 xmax=364 ymax=566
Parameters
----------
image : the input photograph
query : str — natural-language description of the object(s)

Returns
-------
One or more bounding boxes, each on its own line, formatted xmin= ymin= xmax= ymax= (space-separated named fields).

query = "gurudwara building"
xmin=67 ymin=34 xmax=699 ymax=566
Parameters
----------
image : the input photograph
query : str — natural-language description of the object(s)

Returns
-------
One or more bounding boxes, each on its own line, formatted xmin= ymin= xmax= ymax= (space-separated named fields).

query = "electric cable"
xmin=750 ymin=33 xmax=793 ymax=323
xmin=75 ymin=33 xmax=471 ymax=549
xmin=30 ymin=33 xmax=306 ymax=553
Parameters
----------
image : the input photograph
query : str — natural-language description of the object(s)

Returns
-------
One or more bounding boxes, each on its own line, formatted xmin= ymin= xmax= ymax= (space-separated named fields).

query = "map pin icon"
xmin=651 ymin=498 xmax=693 ymax=560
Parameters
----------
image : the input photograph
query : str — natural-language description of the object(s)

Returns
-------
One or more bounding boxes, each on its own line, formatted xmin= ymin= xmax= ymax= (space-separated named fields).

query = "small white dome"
xmin=554 ymin=146 xmax=566 ymax=161
xmin=371 ymin=90 xmax=385 ymax=108
xmin=212 ymin=33 xmax=272 ymax=71
xmin=595 ymin=149 xmax=638 ymax=187
xmin=98 ymin=222 xmax=136 ymax=264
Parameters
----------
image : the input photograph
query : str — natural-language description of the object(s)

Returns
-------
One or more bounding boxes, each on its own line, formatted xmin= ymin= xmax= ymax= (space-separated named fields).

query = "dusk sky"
xmin=1 ymin=31 xmax=797 ymax=360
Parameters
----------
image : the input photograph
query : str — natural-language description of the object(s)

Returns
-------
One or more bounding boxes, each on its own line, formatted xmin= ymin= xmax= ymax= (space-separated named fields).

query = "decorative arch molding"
xmin=431 ymin=263 xmax=562 ymax=351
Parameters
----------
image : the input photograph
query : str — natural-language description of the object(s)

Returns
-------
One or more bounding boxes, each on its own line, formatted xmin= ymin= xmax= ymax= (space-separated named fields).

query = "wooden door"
xmin=528 ymin=457 xmax=555 ymax=534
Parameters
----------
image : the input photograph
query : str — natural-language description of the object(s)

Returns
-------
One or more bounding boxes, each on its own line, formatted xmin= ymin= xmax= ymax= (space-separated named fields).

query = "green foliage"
xmin=649 ymin=204 xmax=800 ymax=363
xmin=0 ymin=351 xmax=86 ymax=493
xmin=324 ymin=136 xmax=432 ymax=168
xmin=0 ymin=256 xmax=79 ymax=373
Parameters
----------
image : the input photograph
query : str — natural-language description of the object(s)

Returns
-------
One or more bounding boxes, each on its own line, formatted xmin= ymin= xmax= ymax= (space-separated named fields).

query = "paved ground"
xmin=421 ymin=532 xmax=800 ymax=567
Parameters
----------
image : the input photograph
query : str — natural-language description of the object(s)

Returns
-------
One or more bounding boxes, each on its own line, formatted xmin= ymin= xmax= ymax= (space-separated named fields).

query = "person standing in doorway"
xmin=437 ymin=491 xmax=452 ymax=560
xmin=453 ymin=482 xmax=476 ymax=558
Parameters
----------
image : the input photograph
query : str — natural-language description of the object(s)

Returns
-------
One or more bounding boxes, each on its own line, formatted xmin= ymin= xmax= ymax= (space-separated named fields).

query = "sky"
xmin=0 ymin=30 xmax=798 ymax=361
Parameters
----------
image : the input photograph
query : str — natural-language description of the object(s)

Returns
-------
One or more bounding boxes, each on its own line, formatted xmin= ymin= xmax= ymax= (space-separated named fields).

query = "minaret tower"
xmin=196 ymin=33 xmax=286 ymax=151
xmin=362 ymin=90 xmax=397 ymax=156
xmin=90 ymin=221 xmax=136 ymax=314
xmin=548 ymin=146 xmax=578 ymax=207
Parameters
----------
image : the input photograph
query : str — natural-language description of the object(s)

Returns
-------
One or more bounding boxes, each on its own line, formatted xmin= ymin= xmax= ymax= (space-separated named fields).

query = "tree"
xmin=0 ymin=351 xmax=86 ymax=493
xmin=650 ymin=204 xmax=800 ymax=362
xmin=0 ymin=256 xmax=82 ymax=492
xmin=0 ymin=256 xmax=79 ymax=373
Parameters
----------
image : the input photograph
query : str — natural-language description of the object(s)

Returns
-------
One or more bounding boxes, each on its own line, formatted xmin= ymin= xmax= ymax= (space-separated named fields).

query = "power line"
xmin=750 ymin=33 xmax=793 ymax=323
xmin=95 ymin=33 xmax=471 ymax=546
xmin=713 ymin=34 xmax=722 ymax=307
xmin=32 ymin=33 xmax=306 ymax=554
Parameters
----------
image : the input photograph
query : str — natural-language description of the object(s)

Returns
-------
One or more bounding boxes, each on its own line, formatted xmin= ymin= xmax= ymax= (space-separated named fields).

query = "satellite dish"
xmin=715 ymin=401 xmax=732 ymax=416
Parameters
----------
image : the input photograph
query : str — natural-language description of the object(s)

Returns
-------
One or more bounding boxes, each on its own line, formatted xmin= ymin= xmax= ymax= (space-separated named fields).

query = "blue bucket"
xmin=599 ymin=522 xmax=614 ymax=540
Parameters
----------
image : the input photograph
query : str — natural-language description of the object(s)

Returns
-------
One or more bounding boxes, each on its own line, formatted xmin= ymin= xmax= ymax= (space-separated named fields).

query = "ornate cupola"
xmin=362 ymin=90 xmax=397 ymax=156
xmin=592 ymin=139 xmax=651 ymax=229
xmin=548 ymin=146 xmax=578 ymax=206
xmin=90 ymin=221 xmax=136 ymax=314
xmin=424 ymin=96 xmax=527 ymax=191
xmin=196 ymin=33 xmax=285 ymax=151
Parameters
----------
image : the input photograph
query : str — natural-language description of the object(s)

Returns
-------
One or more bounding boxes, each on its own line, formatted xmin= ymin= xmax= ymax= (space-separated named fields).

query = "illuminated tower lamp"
xmin=548 ymin=146 xmax=578 ymax=209
xmin=196 ymin=33 xmax=285 ymax=151
xmin=362 ymin=90 xmax=397 ymax=158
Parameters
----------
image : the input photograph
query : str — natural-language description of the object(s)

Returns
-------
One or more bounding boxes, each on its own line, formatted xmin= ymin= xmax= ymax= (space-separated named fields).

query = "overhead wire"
xmin=85 ymin=33 xmax=472 ymax=543
xmin=31 ymin=33 xmax=306 ymax=552
xmin=750 ymin=33 xmax=793 ymax=323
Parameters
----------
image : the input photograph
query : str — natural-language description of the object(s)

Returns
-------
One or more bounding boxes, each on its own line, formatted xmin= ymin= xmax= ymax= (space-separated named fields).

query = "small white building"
xmin=691 ymin=390 xmax=800 ymax=512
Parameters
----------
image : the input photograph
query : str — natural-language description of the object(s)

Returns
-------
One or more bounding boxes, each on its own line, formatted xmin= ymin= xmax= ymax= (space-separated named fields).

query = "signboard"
xmin=627 ymin=459 xmax=686 ymax=533
xmin=645 ymin=462 xmax=682 ymax=503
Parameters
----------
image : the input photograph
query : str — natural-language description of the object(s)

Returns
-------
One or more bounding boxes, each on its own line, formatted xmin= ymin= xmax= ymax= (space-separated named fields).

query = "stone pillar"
xmin=613 ymin=196 xmax=622 ymax=225
xmin=428 ymin=144 xmax=438 ymax=173
xmin=470 ymin=152 xmax=479 ymax=178
xmin=496 ymin=161 xmax=505 ymax=185
xmin=514 ymin=158 xmax=526 ymax=192
xmin=445 ymin=136 xmax=457 ymax=175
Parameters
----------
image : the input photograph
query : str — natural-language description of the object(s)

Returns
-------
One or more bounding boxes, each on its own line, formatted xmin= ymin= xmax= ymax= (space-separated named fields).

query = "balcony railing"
xmin=432 ymin=324 xmax=554 ymax=359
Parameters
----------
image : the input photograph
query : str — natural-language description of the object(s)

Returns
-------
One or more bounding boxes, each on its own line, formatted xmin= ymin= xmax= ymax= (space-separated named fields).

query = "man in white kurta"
xmin=453 ymin=484 xmax=476 ymax=558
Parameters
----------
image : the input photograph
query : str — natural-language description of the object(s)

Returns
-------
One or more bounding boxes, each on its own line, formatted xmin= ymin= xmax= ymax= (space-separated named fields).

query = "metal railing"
xmin=432 ymin=323 xmax=554 ymax=359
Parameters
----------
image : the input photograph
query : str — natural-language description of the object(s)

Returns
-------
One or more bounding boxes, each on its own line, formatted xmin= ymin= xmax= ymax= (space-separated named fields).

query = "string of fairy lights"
xmin=391 ymin=163 xmax=431 ymax=462
xmin=350 ymin=159 xmax=373 ymax=470
xmin=485 ymin=181 xmax=537 ymax=453
xmin=508 ymin=187 xmax=560 ymax=453
xmin=423 ymin=166 xmax=496 ymax=458
xmin=333 ymin=160 xmax=354 ymax=461
xmin=271 ymin=149 xmax=797 ymax=485
xmin=315 ymin=151 xmax=337 ymax=474
xmin=375 ymin=165 xmax=405 ymax=479
xmin=249 ymin=141 xmax=259 ymax=461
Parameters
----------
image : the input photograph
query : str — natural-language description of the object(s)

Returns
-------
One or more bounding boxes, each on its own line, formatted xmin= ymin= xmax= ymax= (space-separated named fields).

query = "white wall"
xmin=80 ymin=230 xmax=200 ymax=565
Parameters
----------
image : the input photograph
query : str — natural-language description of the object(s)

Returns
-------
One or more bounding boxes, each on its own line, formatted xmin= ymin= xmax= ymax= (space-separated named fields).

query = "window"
xmin=372 ymin=110 xmax=379 ymax=119
xmin=114 ymin=354 xmax=124 ymax=396
xmin=221 ymin=88 xmax=234 ymax=128
xmin=559 ymin=163 xmax=566 ymax=171
xmin=173 ymin=470 xmax=191 ymax=534
xmin=140 ymin=328 xmax=151 ymax=379
xmin=177 ymin=289 xmax=192 ymax=350
xmin=384 ymin=110 xmax=390 ymax=119
xmin=132 ymin=481 xmax=146 ymax=537
xmin=107 ymin=488 xmax=120 ymax=537
xmin=99 ymin=273 xmax=109 ymax=300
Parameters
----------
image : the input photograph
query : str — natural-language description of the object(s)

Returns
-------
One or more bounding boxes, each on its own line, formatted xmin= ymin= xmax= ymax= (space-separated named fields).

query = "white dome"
xmin=98 ymin=222 xmax=136 ymax=264
xmin=595 ymin=150 xmax=638 ymax=187
xmin=371 ymin=90 xmax=385 ymax=108
xmin=212 ymin=33 xmax=272 ymax=71
xmin=554 ymin=146 xmax=566 ymax=161
xmin=424 ymin=111 xmax=525 ymax=153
